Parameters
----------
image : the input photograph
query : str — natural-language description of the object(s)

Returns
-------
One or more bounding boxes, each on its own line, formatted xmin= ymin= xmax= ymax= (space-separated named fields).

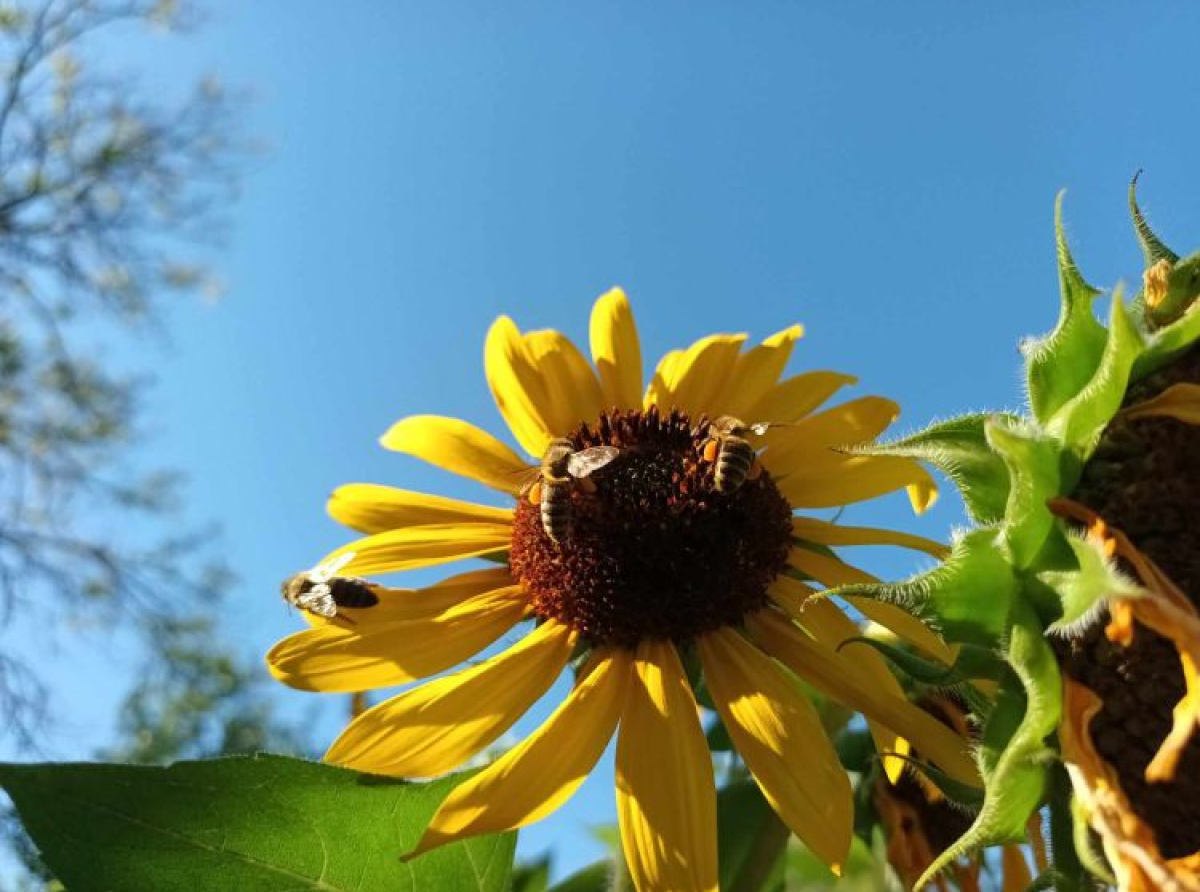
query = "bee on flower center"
xmin=518 ymin=438 xmax=620 ymax=544
xmin=281 ymin=552 xmax=379 ymax=621
xmin=702 ymin=415 xmax=777 ymax=494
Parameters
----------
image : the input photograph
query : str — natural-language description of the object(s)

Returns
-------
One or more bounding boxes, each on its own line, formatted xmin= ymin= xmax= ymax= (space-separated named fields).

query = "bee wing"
xmin=508 ymin=465 xmax=543 ymax=495
xmin=567 ymin=446 xmax=620 ymax=478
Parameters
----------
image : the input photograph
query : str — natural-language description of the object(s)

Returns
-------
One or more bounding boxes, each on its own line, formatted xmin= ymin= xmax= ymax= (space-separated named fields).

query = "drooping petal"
xmin=380 ymin=415 xmax=530 ymax=494
xmin=664 ymin=334 xmax=747 ymax=416
xmin=698 ymin=628 xmax=852 ymax=871
xmin=411 ymin=648 xmax=633 ymax=856
xmin=743 ymin=371 xmax=857 ymax=423
xmin=844 ymin=595 xmax=956 ymax=665
xmin=617 ymin=641 xmax=718 ymax=892
xmin=323 ymin=523 xmax=511 ymax=576
xmin=761 ymin=397 xmax=900 ymax=467
xmin=750 ymin=609 xmax=979 ymax=786
xmin=1122 ymin=382 xmax=1200 ymax=424
xmin=791 ymin=516 xmax=948 ymax=559
xmin=777 ymin=454 xmax=938 ymax=514
xmin=720 ymin=324 xmax=805 ymax=419
xmin=590 ymin=287 xmax=643 ymax=411
xmin=772 ymin=595 xmax=911 ymax=783
xmin=267 ymin=587 xmax=527 ymax=692
xmin=328 ymin=483 xmax=512 ymax=534
xmin=789 ymin=546 xmax=876 ymax=587
xmin=485 ymin=315 xmax=556 ymax=456
xmin=325 ymin=620 xmax=575 ymax=777
xmin=524 ymin=329 xmax=605 ymax=435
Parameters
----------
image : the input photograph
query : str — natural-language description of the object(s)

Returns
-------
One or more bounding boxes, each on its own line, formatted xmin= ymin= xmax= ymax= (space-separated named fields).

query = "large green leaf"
xmin=0 ymin=754 xmax=516 ymax=892
xmin=1024 ymin=192 xmax=1108 ymax=424
xmin=717 ymin=779 xmax=789 ymax=892
xmin=856 ymin=414 xmax=1013 ymax=524
xmin=546 ymin=862 xmax=614 ymax=892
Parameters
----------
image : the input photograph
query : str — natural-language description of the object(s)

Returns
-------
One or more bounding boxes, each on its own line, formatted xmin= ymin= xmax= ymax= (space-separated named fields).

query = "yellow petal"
xmin=750 ymin=609 xmax=979 ymax=786
xmin=485 ymin=315 xmax=555 ymax=456
xmin=665 ymin=334 xmax=748 ymax=417
xmin=325 ymin=620 xmax=575 ymax=777
xmin=762 ymin=396 xmax=900 ymax=467
xmin=617 ymin=641 xmax=718 ymax=892
xmin=328 ymin=483 xmax=512 ymax=534
xmin=791 ymin=516 xmax=948 ymax=559
xmin=412 ymin=648 xmax=633 ymax=856
xmin=524 ymin=329 xmax=605 ymax=435
xmin=363 ymin=566 xmax=517 ymax=622
xmin=267 ymin=587 xmax=527 ymax=692
xmin=768 ymin=574 xmax=817 ymax=617
xmin=380 ymin=415 xmax=529 ymax=494
xmin=845 ymin=596 xmax=955 ymax=665
xmin=720 ymin=325 xmax=805 ymax=418
xmin=323 ymin=523 xmax=511 ymax=576
xmin=644 ymin=349 xmax=684 ymax=410
xmin=698 ymin=628 xmax=852 ymax=870
xmin=743 ymin=371 xmax=857 ymax=423
xmin=1122 ymin=382 xmax=1200 ymax=424
xmin=777 ymin=455 xmax=938 ymax=514
xmin=789 ymin=546 xmax=876 ymax=588
xmin=590 ymin=287 xmax=644 ymax=411
xmin=777 ymin=596 xmax=910 ymax=783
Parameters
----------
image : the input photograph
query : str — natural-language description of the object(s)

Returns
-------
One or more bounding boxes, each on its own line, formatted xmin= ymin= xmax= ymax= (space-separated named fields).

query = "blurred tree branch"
xmin=0 ymin=0 xmax=246 ymax=747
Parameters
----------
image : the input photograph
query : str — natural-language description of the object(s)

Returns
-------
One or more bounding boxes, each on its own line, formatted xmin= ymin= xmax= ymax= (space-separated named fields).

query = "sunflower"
xmin=267 ymin=288 xmax=978 ymax=892
xmin=872 ymin=695 xmax=1045 ymax=892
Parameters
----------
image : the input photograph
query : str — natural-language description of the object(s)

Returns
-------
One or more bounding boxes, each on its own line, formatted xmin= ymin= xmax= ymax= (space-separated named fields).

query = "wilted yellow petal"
xmin=617 ymin=641 xmax=718 ymax=892
xmin=1122 ymin=382 xmax=1200 ymax=425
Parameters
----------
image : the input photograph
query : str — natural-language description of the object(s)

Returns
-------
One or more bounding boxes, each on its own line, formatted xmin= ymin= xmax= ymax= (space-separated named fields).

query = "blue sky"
xmin=9 ymin=0 xmax=1200 ymax=880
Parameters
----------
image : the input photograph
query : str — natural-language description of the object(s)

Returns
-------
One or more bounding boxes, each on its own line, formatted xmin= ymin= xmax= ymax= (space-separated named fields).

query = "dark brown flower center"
xmin=1056 ymin=344 xmax=1200 ymax=858
xmin=508 ymin=407 xmax=793 ymax=648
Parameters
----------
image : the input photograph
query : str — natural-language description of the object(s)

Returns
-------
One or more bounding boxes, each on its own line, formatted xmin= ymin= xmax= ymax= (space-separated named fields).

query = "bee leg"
xmin=747 ymin=459 xmax=764 ymax=481
xmin=702 ymin=439 xmax=720 ymax=462
xmin=577 ymin=477 xmax=597 ymax=495
xmin=332 ymin=613 xmax=358 ymax=627
xmin=528 ymin=480 xmax=543 ymax=505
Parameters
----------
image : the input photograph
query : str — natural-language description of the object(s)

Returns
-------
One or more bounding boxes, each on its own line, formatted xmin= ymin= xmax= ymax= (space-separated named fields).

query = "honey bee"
xmin=702 ymin=416 xmax=774 ymax=494
xmin=281 ymin=552 xmax=379 ymax=621
xmin=519 ymin=439 xmax=620 ymax=543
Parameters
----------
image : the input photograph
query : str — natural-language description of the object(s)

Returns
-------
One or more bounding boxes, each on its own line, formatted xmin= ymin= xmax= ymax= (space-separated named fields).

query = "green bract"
xmin=838 ymin=184 xmax=1200 ymax=889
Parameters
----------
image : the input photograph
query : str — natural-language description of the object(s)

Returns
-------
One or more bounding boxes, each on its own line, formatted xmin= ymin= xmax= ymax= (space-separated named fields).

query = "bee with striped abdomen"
xmin=281 ymin=552 xmax=379 ymax=621
xmin=702 ymin=416 xmax=775 ymax=494
xmin=520 ymin=438 xmax=620 ymax=543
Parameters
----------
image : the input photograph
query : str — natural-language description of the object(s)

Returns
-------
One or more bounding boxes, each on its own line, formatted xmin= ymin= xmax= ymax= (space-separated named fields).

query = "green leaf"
xmin=834 ymin=528 xmax=1017 ymax=648
xmin=512 ymin=856 xmax=552 ymax=892
xmin=915 ymin=603 xmax=1061 ymax=890
xmin=835 ymin=636 xmax=1005 ymax=687
xmin=546 ymin=862 xmax=615 ymax=892
xmin=1024 ymin=192 xmax=1108 ymax=424
xmin=1040 ymin=531 xmax=1143 ymax=633
xmin=718 ymin=779 xmax=789 ymax=892
xmin=985 ymin=418 xmax=1062 ymax=569
xmin=0 ymin=754 xmax=516 ymax=892
xmin=856 ymin=414 xmax=1013 ymax=524
xmin=1047 ymin=289 xmax=1144 ymax=454
xmin=1129 ymin=172 xmax=1179 ymax=267
xmin=1136 ymin=296 xmax=1200 ymax=377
